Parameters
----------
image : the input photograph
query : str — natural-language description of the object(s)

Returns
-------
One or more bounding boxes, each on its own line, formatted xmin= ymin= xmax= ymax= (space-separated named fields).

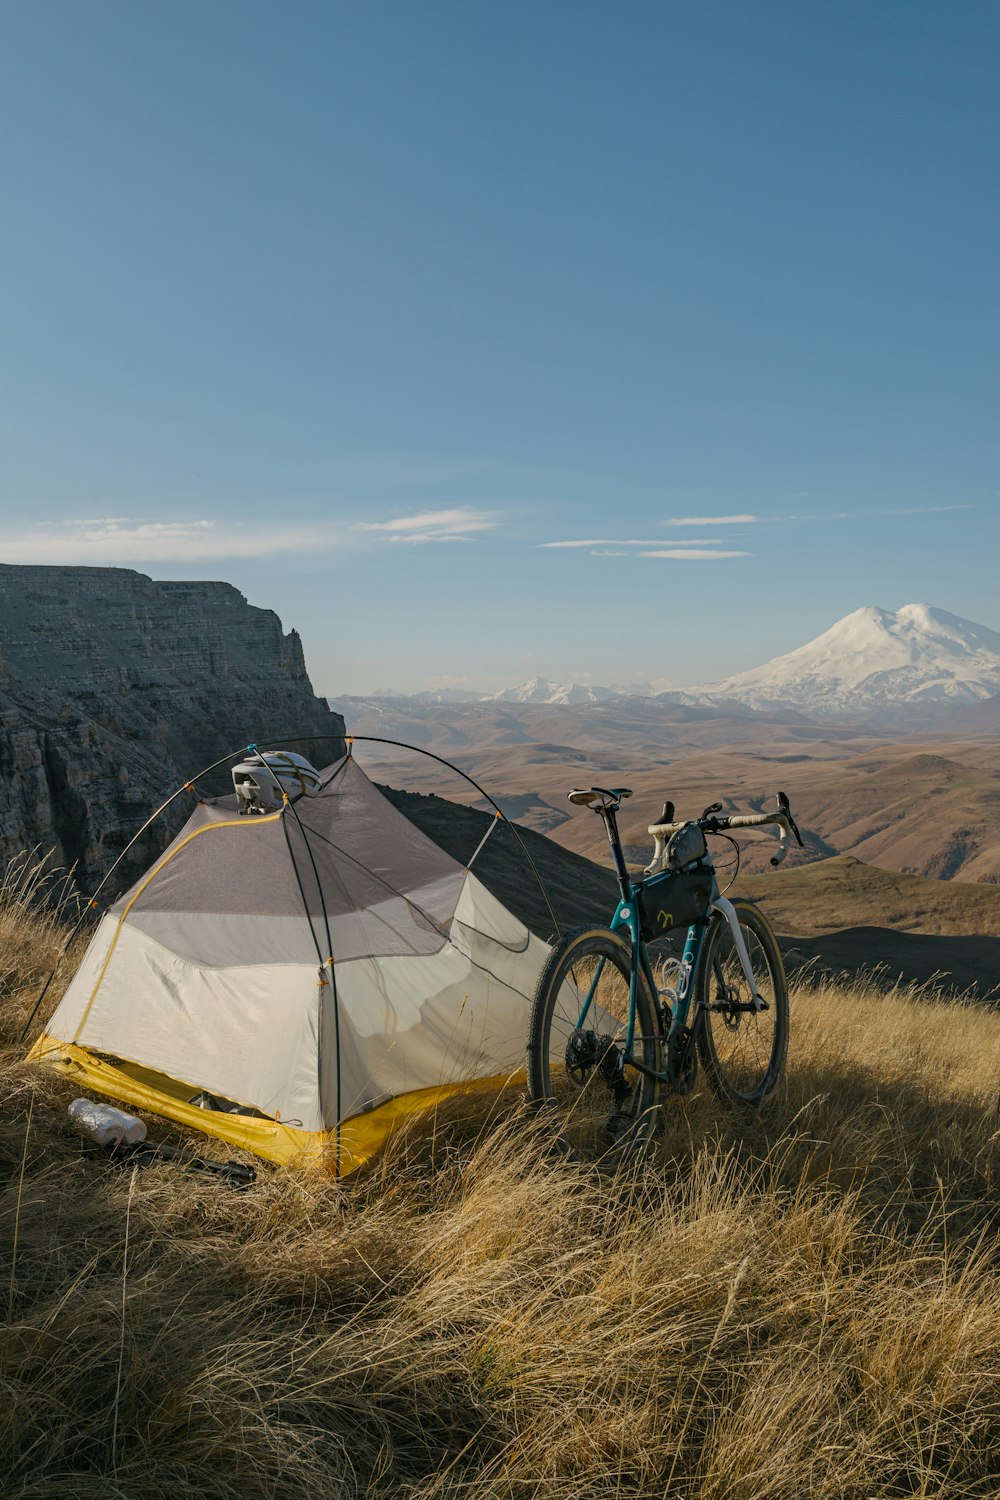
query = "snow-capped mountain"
xmin=707 ymin=604 xmax=1000 ymax=716
xmin=330 ymin=607 xmax=999 ymax=723
xmin=370 ymin=686 xmax=486 ymax=703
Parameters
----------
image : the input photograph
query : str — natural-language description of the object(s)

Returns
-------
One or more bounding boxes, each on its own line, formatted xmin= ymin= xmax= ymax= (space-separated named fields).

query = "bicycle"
xmin=526 ymin=786 xmax=804 ymax=1162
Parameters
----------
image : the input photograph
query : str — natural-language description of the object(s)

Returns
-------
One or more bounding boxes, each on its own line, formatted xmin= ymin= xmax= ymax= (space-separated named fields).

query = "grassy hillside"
xmin=733 ymin=854 xmax=1000 ymax=1001
xmin=2 ymin=867 xmax=999 ymax=1497
xmin=733 ymin=852 xmax=1000 ymax=937
xmin=384 ymin=783 xmax=617 ymax=941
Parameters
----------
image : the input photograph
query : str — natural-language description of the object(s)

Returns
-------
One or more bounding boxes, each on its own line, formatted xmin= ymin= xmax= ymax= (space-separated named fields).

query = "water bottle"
xmin=68 ymin=1098 xmax=148 ymax=1147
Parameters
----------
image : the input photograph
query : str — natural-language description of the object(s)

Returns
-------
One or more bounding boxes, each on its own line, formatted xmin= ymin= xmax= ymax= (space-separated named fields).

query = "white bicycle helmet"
xmin=232 ymin=751 xmax=323 ymax=814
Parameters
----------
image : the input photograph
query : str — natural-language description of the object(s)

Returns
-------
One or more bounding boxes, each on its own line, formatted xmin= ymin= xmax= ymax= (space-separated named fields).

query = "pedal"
xmin=667 ymin=1026 xmax=698 ymax=1094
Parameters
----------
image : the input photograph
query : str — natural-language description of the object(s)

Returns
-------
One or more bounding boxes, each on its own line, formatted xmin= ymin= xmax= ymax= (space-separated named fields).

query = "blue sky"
xmin=1 ymin=0 xmax=996 ymax=692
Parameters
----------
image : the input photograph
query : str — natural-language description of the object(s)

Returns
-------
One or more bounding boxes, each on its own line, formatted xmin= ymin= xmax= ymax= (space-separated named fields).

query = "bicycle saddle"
xmin=567 ymin=787 xmax=633 ymax=807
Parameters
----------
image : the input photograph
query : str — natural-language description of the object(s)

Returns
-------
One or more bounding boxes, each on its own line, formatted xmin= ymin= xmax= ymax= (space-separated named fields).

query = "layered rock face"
xmin=0 ymin=565 xmax=345 ymax=894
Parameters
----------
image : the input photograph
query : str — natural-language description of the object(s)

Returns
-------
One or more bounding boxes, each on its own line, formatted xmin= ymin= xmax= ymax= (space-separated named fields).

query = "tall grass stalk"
xmin=0 ymin=850 xmax=84 ymax=1042
xmin=5 ymin=1087 xmax=34 ymax=1336
xmin=110 ymin=1165 xmax=138 ymax=1482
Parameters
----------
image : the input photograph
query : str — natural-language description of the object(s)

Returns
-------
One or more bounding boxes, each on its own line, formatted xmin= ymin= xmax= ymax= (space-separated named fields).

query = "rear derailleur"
xmin=565 ymin=1028 xmax=631 ymax=1109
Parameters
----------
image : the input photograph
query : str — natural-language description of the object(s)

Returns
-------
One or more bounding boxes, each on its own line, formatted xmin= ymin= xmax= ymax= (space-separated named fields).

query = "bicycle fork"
xmin=710 ymin=897 xmax=765 ymax=1009
xmin=652 ymin=900 xmax=763 ymax=1021
xmin=647 ymin=899 xmax=764 ymax=1088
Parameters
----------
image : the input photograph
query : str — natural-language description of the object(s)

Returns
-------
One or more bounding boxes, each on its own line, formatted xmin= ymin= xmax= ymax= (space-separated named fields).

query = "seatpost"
xmin=598 ymin=805 xmax=633 ymax=901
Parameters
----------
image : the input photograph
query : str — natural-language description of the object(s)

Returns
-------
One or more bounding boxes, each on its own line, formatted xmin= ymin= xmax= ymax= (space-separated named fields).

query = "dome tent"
xmin=30 ymin=754 xmax=550 ymax=1174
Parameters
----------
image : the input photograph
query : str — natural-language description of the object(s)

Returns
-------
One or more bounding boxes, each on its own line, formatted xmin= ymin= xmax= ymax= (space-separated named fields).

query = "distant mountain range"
xmin=357 ymin=677 xmax=656 ymax=706
xmin=333 ymin=604 xmax=1000 ymax=726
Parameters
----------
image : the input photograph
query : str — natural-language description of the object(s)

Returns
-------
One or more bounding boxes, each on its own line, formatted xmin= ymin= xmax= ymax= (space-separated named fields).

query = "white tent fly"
xmin=30 ymin=753 xmax=550 ymax=1173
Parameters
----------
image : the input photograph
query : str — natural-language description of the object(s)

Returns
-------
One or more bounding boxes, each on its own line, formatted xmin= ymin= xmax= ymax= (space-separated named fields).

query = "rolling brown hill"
xmin=338 ymin=698 xmax=1000 ymax=883
xmin=732 ymin=854 xmax=1000 ymax=1001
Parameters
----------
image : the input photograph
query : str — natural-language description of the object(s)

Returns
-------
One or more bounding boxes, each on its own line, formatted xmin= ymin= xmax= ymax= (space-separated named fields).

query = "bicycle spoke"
xmin=527 ymin=928 xmax=660 ymax=1164
xmin=698 ymin=904 xmax=788 ymax=1104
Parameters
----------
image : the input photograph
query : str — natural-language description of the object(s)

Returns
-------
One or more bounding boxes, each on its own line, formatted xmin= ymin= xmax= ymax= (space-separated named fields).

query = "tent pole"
xmin=466 ymin=811 xmax=502 ymax=871
xmin=19 ymin=741 xmax=273 ymax=1044
xmin=256 ymin=733 xmax=563 ymax=944
xmin=23 ymin=727 xmax=562 ymax=1050
xmin=280 ymin=793 xmax=343 ymax=1176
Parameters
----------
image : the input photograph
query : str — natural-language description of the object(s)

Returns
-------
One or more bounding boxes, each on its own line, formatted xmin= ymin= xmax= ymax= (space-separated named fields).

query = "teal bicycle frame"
xmin=552 ymin=783 xmax=799 ymax=1103
xmin=611 ymin=886 xmax=713 ymax=1058
xmin=569 ymin=801 xmax=771 ymax=1079
xmin=565 ymin=880 xmax=716 ymax=1074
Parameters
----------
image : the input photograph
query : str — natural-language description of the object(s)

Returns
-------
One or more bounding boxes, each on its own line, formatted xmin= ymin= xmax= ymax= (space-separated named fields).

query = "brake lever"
xmin=776 ymin=790 xmax=805 ymax=846
xmin=700 ymin=801 xmax=723 ymax=820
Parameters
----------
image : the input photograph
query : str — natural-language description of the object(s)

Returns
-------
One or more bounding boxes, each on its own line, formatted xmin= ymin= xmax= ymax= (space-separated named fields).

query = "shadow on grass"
xmin=665 ymin=1066 xmax=995 ymax=1237
xmin=3 ymin=1018 xmax=999 ymax=1498
xmin=779 ymin=925 xmax=1000 ymax=1003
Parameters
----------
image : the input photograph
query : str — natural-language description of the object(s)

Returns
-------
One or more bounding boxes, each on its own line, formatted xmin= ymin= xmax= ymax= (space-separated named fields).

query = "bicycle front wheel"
xmin=696 ymin=899 xmax=788 ymax=1104
xmin=526 ymin=926 xmax=661 ymax=1164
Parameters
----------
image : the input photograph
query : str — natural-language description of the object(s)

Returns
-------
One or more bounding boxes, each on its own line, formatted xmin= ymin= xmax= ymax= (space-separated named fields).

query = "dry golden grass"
xmin=1 ymin=878 xmax=998 ymax=1497
xmin=0 ymin=853 xmax=81 ymax=1016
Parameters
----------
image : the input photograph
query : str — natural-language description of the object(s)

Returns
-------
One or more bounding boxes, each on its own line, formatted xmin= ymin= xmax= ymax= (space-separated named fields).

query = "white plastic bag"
xmin=68 ymin=1098 xmax=147 ymax=1147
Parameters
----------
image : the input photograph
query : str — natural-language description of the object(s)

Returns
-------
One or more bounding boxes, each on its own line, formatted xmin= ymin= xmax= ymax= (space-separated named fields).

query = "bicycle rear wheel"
xmin=526 ymin=926 xmax=661 ymax=1163
xmin=696 ymin=899 xmax=788 ymax=1104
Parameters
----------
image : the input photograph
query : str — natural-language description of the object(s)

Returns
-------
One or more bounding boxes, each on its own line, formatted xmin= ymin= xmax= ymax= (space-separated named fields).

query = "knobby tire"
xmin=526 ymin=925 xmax=661 ymax=1165
xmin=696 ymin=899 xmax=788 ymax=1104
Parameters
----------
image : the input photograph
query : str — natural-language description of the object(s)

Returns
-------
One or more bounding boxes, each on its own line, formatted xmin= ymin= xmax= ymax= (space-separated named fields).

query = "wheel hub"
xmin=709 ymin=988 xmax=769 ymax=1028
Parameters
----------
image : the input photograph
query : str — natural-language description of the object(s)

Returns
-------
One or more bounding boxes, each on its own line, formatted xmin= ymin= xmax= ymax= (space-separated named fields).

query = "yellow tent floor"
xmin=29 ymin=1034 xmax=517 ymax=1175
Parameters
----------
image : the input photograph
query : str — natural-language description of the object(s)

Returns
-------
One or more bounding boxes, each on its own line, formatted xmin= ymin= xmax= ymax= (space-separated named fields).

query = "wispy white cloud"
xmin=541 ymin=505 xmax=974 ymax=556
xmin=0 ymin=504 xmax=503 ymax=564
xmin=355 ymin=507 xmax=497 ymax=544
xmin=880 ymin=504 xmax=974 ymax=516
xmin=662 ymin=513 xmax=758 ymax=526
xmin=539 ymin=537 xmax=661 ymax=549
xmin=539 ymin=517 xmax=757 ymax=552
xmin=642 ymin=549 xmax=751 ymax=560
xmin=771 ymin=503 xmax=974 ymax=523
xmin=538 ymin=536 xmax=736 ymax=550
xmin=0 ymin=518 xmax=323 ymax=564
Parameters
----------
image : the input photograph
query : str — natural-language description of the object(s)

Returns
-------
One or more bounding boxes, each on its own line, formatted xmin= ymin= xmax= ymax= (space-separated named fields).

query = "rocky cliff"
xmin=0 ymin=565 xmax=345 ymax=894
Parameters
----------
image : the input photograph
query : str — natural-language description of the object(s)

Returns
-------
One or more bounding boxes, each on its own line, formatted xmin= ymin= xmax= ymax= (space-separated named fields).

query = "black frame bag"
xmin=635 ymin=864 xmax=714 ymax=941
